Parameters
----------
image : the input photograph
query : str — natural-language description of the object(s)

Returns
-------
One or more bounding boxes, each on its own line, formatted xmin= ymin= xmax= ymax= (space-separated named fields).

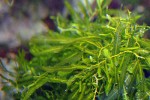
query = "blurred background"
xmin=0 ymin=0 xmax=150 ymax=99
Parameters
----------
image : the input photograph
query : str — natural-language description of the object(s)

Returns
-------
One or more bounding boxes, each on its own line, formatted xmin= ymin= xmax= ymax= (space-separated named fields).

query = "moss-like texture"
xmin=1 ymin=0 xmax=150 ymax=100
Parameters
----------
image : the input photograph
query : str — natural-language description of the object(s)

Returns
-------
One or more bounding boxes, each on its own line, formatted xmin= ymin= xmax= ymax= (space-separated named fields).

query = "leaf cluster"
xmin=1 ymin=0 xmax=150 ymax=100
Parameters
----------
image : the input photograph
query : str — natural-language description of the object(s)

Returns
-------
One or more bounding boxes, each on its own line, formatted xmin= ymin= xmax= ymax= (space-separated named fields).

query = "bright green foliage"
xmin=1 ymin=0 xmax=150 ymax=100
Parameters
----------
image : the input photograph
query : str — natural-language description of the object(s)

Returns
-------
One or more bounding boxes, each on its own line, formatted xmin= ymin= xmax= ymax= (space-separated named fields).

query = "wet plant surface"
xmin=1 ymin=0 xmax=150 ymax=100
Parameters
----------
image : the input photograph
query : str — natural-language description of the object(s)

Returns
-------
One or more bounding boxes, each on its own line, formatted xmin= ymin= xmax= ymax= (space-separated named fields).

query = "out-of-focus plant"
xmin=1 ymin=0 xmax=150 ymax=100
xmin=4 ymin=0 xmax=14 ymax=6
